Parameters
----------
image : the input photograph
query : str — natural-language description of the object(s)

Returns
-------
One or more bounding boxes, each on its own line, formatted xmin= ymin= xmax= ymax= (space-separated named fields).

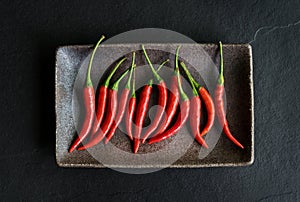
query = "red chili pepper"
xmin=68 ymin=35 xmax=105 ymax=153
xmin=199 ymin=87 xmax=215 ymax=137
xmin=148 ymin=57 xmax=190 ymax=144
xmin=91 ymin=57 xmax=127 ymax=137
xmin=141 ymin=45 xmax=168 ymax=143
xmin=125 ymin=63 xmax=137 ymax=141
xmin=189 ymin=75 xmax=215 ymax=137
xmin=133 ymin=79 xmax=153 ymax=153
xmin=180 ymin=61 xmax=208 ymax=148
xmin=105 ymin=52 xmax=136 ymax=144
xmin=152 ymin=65 xmax=180 ymax=138
xmin=77 ymin=61 xmax=129 ymax=150
xmin=126 ymin=98 xmax=136 ymax=141
xmin=215 ymin=42 xmax=244 ymax=149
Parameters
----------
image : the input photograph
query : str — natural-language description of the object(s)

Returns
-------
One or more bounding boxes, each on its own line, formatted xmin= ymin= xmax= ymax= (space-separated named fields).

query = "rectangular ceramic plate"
xmin=55 ymin=43 xmax=254 ymax=168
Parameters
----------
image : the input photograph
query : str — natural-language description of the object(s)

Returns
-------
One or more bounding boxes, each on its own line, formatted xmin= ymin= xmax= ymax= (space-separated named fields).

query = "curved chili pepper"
xmin=68 ymin=35 xmax=105 ymax=153
xmin=133 ymin=79 xmax=153 ymax=153
xmin=91 ymin=57 xmax=127 ymax=136
xmin=141 ymin=45 xmax=168 ymax=143
xmin=153 ymin=66 xmax=180 ymax=137
xmin=215 ymin=42 xmax=244 ymax=149
xmin=125 ymin=59 xmax=168 ymax=143
xmin=180 ymin=61 xmax=208 ymax=148
xmin=194 ymin=83 xmax=215 ymax=137
xmin=105 ymin=52 xmax=136 ymax=144
xmin=77 ymin=67 xmax=129 ymax=150
xmin=189 ymin=75 xmax=215 ymax=137
xmin=125 ymin=63 xmax=137 ymax=141
xmin=148 ymin=60 xmax=189 ymax=144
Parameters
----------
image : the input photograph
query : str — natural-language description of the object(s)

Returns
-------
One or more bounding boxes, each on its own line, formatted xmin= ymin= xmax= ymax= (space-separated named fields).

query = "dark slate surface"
xmin=0 ymin=0 xmax=299 ymax=201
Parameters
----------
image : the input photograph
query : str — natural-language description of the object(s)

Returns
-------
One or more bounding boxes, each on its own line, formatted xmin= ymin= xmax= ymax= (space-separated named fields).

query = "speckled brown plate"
xmin=55 ymin=44 xmax=254 ymax=168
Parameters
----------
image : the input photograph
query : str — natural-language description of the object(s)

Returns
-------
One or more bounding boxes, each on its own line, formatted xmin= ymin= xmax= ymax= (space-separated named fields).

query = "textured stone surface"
xmin=0 ymin=0 xmax=299 ymax=201
xmin=56 ymin=44 xmax=254 ymax=168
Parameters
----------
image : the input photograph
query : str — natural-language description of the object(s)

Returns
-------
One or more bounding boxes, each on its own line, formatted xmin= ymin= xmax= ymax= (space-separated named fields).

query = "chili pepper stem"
xmin=218 ymin=41 xmax=224 ymax=85
xmin=148 ymin=79 xmax=153 ymax=86
xmin=125 ymin=52 xmax=135 ymax=90
xmin=156 ymin=59 xmax=169 ymax=72
xmin=131 ymin=60 xmax=136 ymax=98
xmin=111 ymin=69 xmax=130 ymax=91
xmin=180 ymin=62 xmax=198 ymax=96
xmin=86 ymin=35 xmax=105 ymax=87
xmin=191 ymin=78 xmax=201 ymax=90
xmin=104 ymin=57 xmax=127 ymax=87
xmin=142 ymin=45 xmax=163 ymax=82
xmin=175 ymin=46 xmax=188 ymax=101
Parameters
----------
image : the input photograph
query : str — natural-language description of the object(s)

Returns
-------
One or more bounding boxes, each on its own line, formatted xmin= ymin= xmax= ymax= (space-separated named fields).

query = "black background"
xmin=0 ymin=0 xmax=299 ymax=201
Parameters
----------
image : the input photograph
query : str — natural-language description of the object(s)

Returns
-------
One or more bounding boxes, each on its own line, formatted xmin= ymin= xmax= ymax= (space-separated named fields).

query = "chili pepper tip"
xmin=235 ymin=142 xmax=244 ymax=149
xmin=68 ymin=147 xmax=75 ymax=153
xmin=202 ymin=141 xmax=209 ymax=149
xmin=77 ymin=146 xmax=86 ymax=151
xmin=133 ymin=139 xmax=140 ymax=153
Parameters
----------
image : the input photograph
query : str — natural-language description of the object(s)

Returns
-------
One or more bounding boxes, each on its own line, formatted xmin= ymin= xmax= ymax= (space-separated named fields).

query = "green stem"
xmin=175 ymin=46 xmax=181 ymax=73
xmin=191 ymin=78 xmax=201 ymax=90
xmin=86 ymin=35 xmax=105 ymax=87
xmin=142 ymin=45 xmax=162 ymax=82
xmin=174 ymin=46 xmax=188 ymax=101
xmin=131 ymin=62 xmax=136 ymax=98
xmin=104 ymin=57 xmax=127 ymax=87
xmin=180 ymin=62 xmax=199 ymax=96
xmin=176 ymin=69 xmax=188 ymax=101
xmin=156 ymin=59 xmax=169 ymax=73
xmin=112 ymin=69 xmax=129 ymax=91
xmin=125 ymin=52 xmax=136 ymax=90
xmin=218 ymin=41 xmax=224 ymax=85
xmin=148 ymin=79 xmax=153 ymax=87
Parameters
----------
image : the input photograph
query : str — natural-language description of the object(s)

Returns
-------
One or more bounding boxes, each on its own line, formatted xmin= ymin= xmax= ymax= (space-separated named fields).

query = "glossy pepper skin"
xmin=189 ymin=96 xmax=208 ymax=148
xmin=190 ymin=76 xmax=215 ymax=137
xmin=198 ymin=87 xmax=215 ymax=137
xmin=215 ymin=42 xmax=244 ymax=149
xmin=91 ymin=57 xmax=126 ymax=136
xmin=125 ymin=96 xmax=136 ymax=141
xmin=105 ymin=88 xmax=130 ymax=143
xmin=142 ymin=81 xmax=167 ymax=142
xmin=125 ymin=58 xmax=137 ymax=141
xmin=180 ymin=61 xmax=208 ymax=148
xmin=69 ymin=88 xmax=95 ymax=152
xmin=78 ymin=89 xmax=118 ymax=150
xmin=105 ymin=53 xmax=136 ymax=143
xmin=77 ymin=68 xmax=129 ymax=150
xmin=68 ymin=35 xmax=105 ymax=153
xmin=148 ymin=54 xmax=189 ymax=144
xmin=92 ymin=86 xmax=107 ymax=135
xmin=153 ymin=75 xmax=180 ymax=137
xmin=215 ymin=84 xmax=244 ymax=149
xmin=148 ymin=100 xmax=190 ymax=144
xmin=133 ymin=80 xmax=153 ymax=153
xmin=141 ymin=45 xmax=168 ymax=143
